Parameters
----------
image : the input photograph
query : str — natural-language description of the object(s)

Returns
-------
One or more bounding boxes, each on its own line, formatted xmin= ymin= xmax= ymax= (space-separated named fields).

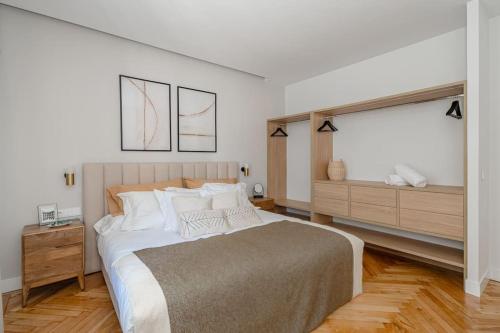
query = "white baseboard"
xmin=1 ymin=276 xmax=21 ymax=293
xmin=465 ymin=270 xmax=490 ymax=297
xmin=489 ymin=267 xmax=500 ymax=282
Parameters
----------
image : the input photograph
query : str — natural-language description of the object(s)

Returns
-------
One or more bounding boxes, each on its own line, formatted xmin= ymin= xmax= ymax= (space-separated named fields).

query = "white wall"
xmin=284 ymin=28 xmax=466 ymax=202
xmin=286 ymin=121 xmax=311 ymax=202
xmin=466 ymin=0 xmax=491 ymax=296
xmin=0 ymin=6 xmax=283 ymax=287
xmin=489 ymin=14 xmax=500 ymax=283
xmin=0 ymin=266 xmax=3 ymax=332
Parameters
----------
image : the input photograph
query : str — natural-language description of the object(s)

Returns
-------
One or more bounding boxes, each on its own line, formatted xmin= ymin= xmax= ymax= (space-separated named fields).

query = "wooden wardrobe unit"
xmin=267 ymin=81 xmax=467 ymax=273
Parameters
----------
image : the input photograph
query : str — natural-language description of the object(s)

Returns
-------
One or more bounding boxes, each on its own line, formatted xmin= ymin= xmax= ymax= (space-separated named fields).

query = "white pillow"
xmin=164 ymin=187 xmax=200 ymax=193
xmin=171 ymin=196 xmax=212 ymax=215
xmin=154 ymin=189 xmax=201 ymax=232
xmin=201 ymin=183 xmax=252 ymax=207
xmin=93 ymin=214 xmax=124 ymax=235
xmin=224 ymin=206 xmax=263 ymax=229
xmin=210 ymin=191 xmax=239 ymax=210
xmin=177 ymin=209 xmax=229 ymax=239
xmin=118 ymin=191 xmax=165 ymax=231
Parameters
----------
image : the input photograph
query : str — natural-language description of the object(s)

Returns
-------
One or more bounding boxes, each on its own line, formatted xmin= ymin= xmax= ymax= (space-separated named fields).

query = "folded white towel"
xmin=394 ymin=164 xmax=427 ymax=188
xmin=384 ymin=174 xmax=409 ymax=186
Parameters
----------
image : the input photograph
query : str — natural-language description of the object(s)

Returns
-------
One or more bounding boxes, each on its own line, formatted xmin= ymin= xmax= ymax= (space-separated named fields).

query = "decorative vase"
xmin=328 ymin=159 xmax=346 ymax=181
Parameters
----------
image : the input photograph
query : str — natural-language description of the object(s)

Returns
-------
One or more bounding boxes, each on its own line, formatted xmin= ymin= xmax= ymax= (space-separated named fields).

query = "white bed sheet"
xmin=97 ymin=210 xmax=364 ymax=333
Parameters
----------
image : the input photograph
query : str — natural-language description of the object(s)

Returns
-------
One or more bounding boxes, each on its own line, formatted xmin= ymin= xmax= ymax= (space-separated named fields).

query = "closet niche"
xmin=267 ymin=81 xmax=467 ymax=274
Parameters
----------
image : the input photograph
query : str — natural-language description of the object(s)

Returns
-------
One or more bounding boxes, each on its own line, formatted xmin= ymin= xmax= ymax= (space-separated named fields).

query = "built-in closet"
xmin=267 ymin=81 xmax=467 ymax=274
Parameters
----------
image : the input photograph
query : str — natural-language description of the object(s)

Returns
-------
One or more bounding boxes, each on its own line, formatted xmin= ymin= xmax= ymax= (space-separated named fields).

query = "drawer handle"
xmin=55 ymin=243 xmax=81 ymax=249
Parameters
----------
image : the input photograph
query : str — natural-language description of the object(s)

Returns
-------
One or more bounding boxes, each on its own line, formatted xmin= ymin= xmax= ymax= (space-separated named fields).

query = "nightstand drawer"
xmin=25 ymin=243 xmax=83 ymax=263
xmin=25 ymin=248 xmax=83 ymax=282
xmin=24 ymin=228 xmax=83 ymax=253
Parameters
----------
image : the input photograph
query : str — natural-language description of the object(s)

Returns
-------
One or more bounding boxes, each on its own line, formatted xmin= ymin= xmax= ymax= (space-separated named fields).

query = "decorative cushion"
xmin=154 ymin=189 xmax=202 ymax=232
xmin=184 ymin=178 xmax=237 ymax=189
xmin=224 ymin=206 xmax=262 ymax=229
xmin=106 ymin=179 xmax=183 ymax=216
xmin=177 ymin=209 xmax=229 ymax=239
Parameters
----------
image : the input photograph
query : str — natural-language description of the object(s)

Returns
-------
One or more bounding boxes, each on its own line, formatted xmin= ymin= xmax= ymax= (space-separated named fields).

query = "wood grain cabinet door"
xmin=23 ymin=228 xmax=84 ymax=287
xmin=313 ymin=182 xmax=349 ymax=217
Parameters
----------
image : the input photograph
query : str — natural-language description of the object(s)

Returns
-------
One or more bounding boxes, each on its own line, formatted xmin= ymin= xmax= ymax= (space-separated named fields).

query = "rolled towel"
xmin=384 ymin=174 xmax=409 ymax=186
xmin=394 ymin=164 xmax=427 ymax=188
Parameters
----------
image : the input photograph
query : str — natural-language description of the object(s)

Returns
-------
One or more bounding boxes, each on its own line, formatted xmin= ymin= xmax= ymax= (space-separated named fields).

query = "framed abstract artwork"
xmin=119 ymin=75 xmax=171 ymax=151
xmin=177 ymin=86 xmax=217 ymax=152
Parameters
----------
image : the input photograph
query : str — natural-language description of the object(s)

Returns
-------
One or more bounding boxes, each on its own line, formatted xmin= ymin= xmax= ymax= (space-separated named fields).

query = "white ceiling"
xmin=2 ymin=0 xmax=500 ymax=84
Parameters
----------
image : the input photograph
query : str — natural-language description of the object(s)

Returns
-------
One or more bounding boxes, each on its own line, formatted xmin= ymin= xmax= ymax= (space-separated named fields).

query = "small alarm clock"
xmin=253 ymin=183 xmax=264 ymax=198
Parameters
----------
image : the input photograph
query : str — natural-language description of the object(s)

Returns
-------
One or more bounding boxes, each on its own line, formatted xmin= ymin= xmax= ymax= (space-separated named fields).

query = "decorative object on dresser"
xmin=177 ymin=86 xmax=217 ymax=152
xmin=327 ymin=159 xmax=346 ymax=181
xmin=119 ymin=75 xmax=172 ymax=151
xmin=37 ymin=203 xmax=58 ymax=225
xmin=22 ymin=221 xmax=84 ymax=306
xmin=250 ymin=197 xmax=275 ymax=211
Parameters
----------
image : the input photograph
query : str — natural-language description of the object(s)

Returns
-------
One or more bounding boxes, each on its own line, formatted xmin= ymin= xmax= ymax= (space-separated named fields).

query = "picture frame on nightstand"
xmin=37 ymin=203 xmax=58 ymax=226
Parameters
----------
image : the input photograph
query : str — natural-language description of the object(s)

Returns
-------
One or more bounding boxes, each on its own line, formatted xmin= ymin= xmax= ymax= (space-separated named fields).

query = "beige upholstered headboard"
xmin=82 ymin=161 xmax=239 ymax=273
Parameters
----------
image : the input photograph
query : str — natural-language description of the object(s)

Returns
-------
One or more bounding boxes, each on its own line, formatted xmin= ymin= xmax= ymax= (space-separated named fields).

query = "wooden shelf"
xmin=314 ymin=179 xmax=464 ymax=195
xmin=268 ymin=111 xmax=310 ymax=123
xmin=274 ymin=199 xmax=311 ymax=211
xmin=330 ymin=222 xmax=464 ymax=270
xmin=315 ymin=81 xmax=465 ymax=117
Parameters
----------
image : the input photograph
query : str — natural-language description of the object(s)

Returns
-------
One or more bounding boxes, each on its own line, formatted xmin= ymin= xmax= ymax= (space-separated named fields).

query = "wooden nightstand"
xmin=250 ymin=197 xmax=275 ymax=211
xmin=22 ymin=221 xmax=85 ymax=306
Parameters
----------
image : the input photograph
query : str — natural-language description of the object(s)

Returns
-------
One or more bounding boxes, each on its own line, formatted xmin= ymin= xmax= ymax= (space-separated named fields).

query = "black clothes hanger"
xmin=317 ymin=119 xmax=338 ymax=132
xmin=446 ymin=100 xmax=462 ymax=119
xmin=270 ymin=127 xmax=288 ymax=137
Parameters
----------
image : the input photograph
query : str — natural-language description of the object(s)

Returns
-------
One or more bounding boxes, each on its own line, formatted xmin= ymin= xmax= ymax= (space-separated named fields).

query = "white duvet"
xmin=97 ymin=210 xmax=364 ymax=333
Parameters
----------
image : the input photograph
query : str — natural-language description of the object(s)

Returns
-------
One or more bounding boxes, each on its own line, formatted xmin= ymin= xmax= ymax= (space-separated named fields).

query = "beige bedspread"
xmin=135 ymin=221 xmax=353 ymax=333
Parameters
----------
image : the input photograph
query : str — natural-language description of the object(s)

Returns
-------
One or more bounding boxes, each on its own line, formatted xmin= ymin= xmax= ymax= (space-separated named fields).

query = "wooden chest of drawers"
xmin=22 ymin=222 xmax=85 ymax=306
xmin=312 ymin=180 xmax=464 ymax=240
xmin=313 ymin=182 xmax=349 ymax=217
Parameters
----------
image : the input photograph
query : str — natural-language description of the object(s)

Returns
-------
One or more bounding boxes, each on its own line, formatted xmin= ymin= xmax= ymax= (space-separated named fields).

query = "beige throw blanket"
xmin=135 ymin=221 xmax=353 ymax=333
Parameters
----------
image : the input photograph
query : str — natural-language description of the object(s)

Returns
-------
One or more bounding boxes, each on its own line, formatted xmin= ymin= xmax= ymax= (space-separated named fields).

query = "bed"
xmin=82 ymin=162 xmax=364 ymax=333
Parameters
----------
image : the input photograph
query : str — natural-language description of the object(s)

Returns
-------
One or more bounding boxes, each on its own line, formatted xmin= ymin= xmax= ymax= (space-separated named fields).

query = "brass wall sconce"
xmin=240 ymin=163 xmax=250 ymax=177
xmin=64 ymin=168 xmax=75 ymax=186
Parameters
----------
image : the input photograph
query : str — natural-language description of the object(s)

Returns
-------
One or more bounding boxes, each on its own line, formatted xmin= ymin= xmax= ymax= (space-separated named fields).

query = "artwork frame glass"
xmin=177 ymin=86 xmax=217 ymax=152
xmin=120 ymin=75 xmax=172 ymax=151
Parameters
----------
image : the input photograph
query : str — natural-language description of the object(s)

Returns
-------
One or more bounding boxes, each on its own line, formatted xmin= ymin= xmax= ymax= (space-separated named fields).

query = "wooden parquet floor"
xmin=3 ymin=249 xmax=500 ymax=332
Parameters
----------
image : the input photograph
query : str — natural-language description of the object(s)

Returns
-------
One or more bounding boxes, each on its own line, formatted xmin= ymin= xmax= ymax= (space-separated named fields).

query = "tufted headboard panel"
xmin=82 ymin=161 xmax=239 ymax=273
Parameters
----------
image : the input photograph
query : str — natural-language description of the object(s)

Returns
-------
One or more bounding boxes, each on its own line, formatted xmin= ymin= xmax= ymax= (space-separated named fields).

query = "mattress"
xmin=97 ymin=210 xmax=364 ymax=333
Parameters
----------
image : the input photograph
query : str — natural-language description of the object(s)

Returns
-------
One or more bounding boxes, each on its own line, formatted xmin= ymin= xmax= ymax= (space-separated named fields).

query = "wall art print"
xmin=177 ymin=86 xmax=217 ymax=152
xmin=120 ymin=75 xmax=171 ymax=151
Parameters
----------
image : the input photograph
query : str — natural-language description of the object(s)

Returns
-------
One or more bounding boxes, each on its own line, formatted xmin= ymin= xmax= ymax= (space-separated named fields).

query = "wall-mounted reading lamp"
xmin=64 ymin=168 xmax=75 ymax=186
xmin=240 ymin=163 xmax=250 ymax=177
